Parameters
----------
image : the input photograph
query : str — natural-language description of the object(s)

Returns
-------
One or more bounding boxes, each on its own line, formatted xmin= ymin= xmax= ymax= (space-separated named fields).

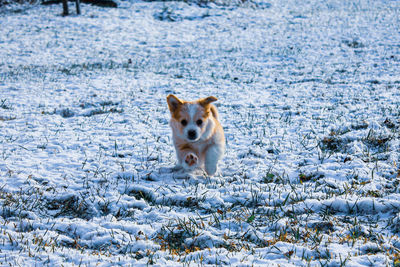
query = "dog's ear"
xmin=167 ymin=94 xmax=183 ymax=113
xmin=199 ymin=96 xmax=218 ymax=107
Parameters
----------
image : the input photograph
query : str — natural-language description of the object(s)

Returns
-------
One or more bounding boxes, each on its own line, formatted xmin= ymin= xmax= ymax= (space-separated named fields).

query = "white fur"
xmin=200 ymin=117 xmax=215 ymax=141
xmin=188 ymin=104 xmax=197 ymax=120
xmin=184 ymin=103 xmax=202 ymax=142
xmin=204 ymin=143 xmax=224 ymax=175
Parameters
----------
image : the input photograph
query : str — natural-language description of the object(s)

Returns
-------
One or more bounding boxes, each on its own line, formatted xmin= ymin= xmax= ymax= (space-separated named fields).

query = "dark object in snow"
xmin=59 ymin=108 xmax=74 ymax=118
xmin=60 ymin=0 xmax=80 ymax=15
xmin=343 ymin=39 xmax=365 ymax=49
xmin=310 ymin=221 xmax=334 ymax=232
xmin=42 ymin=0 xmax=117 ymax=9
xmin=154 ymin=7 xmax=182 ymax=22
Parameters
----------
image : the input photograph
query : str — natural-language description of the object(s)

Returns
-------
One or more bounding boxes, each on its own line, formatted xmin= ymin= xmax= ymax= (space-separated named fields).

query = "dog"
xmin=167 ymin=94 xmax=225 ymax=175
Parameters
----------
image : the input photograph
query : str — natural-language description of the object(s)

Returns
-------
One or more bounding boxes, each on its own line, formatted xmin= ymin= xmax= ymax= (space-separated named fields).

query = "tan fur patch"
xmin=167 ymin=94 xmax=187 ymax=121
xmin=172 ymin=105 xmax=184 ymax=121
xmin=179 ymin=143 xmax=192 ymax=151
xmin=198 ymin=96 xmax=218 ymax=107
xmin=209 ymin=105 xmax=218 ymax=119
xmin=196 ymin=97 xmax=217 ymax=120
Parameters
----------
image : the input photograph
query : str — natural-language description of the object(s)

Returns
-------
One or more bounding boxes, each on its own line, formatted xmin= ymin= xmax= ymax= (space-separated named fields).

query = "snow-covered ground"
xmin=1 ymin=0 xmax=400 ymax=265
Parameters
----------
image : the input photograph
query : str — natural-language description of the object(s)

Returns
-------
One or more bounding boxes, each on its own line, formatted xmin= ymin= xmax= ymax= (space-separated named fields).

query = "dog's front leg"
xmin=176 ymin=148 xmax=199 ymax=172
xmin=204 ymin=144 xmax=224 ymax=175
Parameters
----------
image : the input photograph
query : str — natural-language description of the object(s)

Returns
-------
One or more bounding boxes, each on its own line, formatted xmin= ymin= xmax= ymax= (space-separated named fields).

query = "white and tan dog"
xmin=167 ymin=94 xmax=225 ymax=175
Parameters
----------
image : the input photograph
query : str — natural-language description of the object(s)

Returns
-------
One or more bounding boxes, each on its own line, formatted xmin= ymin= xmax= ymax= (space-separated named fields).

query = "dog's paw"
xmin=205 ymin=163 xmax=217 ymax=176
xmin=184 ymin=153 xmax=198 ymax=167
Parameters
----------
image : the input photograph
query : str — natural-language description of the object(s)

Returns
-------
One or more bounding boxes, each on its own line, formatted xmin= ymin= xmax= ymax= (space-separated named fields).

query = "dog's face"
xmin=167 ymin=94 xmax=217 ymax=142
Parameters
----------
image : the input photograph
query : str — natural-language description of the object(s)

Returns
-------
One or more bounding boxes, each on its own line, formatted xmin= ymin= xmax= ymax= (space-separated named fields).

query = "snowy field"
xmin=1 ymin=0 xmax=400 ymax=265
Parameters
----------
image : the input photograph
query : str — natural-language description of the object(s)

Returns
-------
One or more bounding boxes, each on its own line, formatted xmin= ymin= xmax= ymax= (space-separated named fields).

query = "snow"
xmin=1 ymin=0 xmax=400 ymax=265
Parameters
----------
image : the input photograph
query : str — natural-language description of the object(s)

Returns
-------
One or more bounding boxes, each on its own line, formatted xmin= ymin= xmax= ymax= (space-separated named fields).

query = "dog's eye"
xmin=181 ymin=119 xmax=187 ymax=126
xmin=196 ymin=119 xmax=203 ymax=126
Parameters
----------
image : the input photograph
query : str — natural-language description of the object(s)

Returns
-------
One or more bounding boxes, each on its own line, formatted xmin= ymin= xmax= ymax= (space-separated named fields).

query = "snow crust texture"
xmin=1 ymin=0 xmax=400 ymax=265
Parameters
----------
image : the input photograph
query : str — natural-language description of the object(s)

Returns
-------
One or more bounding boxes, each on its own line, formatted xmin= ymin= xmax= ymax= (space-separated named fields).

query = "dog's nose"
xmin=188 ymin=130 xmax=197 ymax=140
